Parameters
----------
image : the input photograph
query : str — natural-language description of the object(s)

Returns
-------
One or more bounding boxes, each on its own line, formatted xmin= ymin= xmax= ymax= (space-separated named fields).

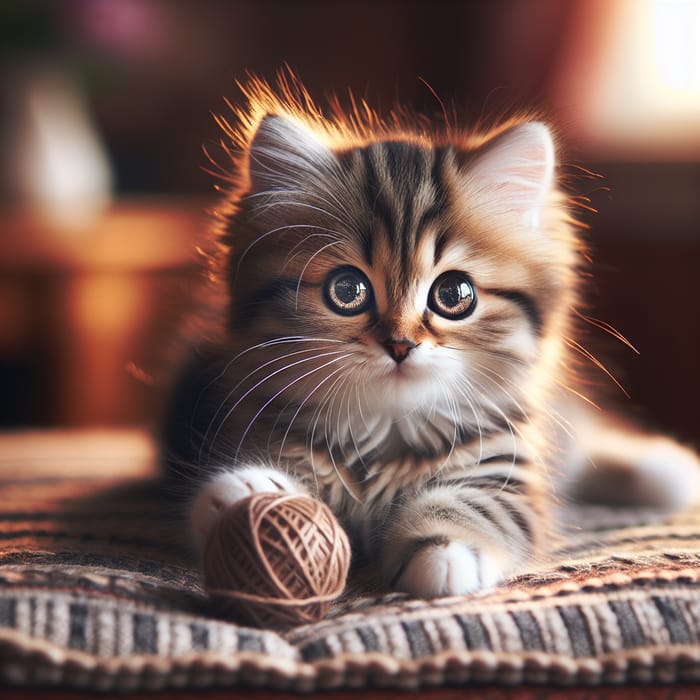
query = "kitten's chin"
xmin=377 ymin=358 xmax=450 ymax=405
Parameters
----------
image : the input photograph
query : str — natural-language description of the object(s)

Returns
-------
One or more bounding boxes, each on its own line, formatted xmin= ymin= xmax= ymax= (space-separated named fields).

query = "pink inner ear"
xmin=468 ymin=122 xmax=556 ymax=228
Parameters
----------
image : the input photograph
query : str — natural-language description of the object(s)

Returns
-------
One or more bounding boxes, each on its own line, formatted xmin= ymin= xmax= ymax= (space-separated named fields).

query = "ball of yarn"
xmin=202 ymin=492 xmax=351 ymax=627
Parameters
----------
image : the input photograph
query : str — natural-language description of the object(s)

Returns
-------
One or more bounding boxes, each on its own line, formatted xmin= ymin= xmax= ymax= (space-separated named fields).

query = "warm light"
xmin=653 ymin=0 xmax=700 ymax=94
xmin=552 ymin=0 xmax=700 ymax=159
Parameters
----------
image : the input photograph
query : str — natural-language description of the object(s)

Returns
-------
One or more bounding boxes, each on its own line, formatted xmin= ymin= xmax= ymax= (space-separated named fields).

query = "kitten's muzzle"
xmin=383 ymin=338 xmax=418 ymax=364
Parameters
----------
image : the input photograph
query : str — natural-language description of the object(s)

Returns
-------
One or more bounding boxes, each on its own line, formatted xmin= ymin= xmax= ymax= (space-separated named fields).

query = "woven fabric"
xmin=1 ymin=430 xmax=700 ymax=691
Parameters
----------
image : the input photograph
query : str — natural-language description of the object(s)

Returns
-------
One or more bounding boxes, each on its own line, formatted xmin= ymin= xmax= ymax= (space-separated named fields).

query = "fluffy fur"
xmin=162 ymin=75 xmax=700 ymax=598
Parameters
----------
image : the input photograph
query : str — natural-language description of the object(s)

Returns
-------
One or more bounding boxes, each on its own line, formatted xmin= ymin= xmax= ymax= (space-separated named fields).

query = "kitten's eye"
xmin=323 ymin=266 xmax=373 ymax=316
xmin=428 ymin=271 xmax=476 ymax=319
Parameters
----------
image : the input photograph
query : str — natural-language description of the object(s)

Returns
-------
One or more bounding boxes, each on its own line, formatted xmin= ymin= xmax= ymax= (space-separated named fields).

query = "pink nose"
xmin=383 ymin=338 xmax=417 ymax=363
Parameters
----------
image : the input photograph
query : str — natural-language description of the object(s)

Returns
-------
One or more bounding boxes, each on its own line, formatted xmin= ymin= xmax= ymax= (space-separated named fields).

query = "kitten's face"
xmin=226 ymin=117 xmax=574 ymax=454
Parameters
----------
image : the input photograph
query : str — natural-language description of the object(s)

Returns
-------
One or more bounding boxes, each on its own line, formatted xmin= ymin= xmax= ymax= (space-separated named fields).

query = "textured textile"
xmin=1 ymin=430 xmax=700 ymax=691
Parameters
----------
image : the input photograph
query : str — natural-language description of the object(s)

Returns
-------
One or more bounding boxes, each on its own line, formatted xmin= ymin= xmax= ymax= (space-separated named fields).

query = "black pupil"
xmin=439 ymin=279 xmax=470 ymax=308
xmin=336 ymin=277 xmax=364 ymax=304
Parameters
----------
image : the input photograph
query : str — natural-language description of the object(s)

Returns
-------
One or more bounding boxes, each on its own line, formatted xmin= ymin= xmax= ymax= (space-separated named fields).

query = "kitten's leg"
xmin=380 ymin=467 xmax=546 ymax=598
xmin=561 ymin=406 xmax=700 ymax=509
xmin=190 ymin=466 xmax=308 ymax=547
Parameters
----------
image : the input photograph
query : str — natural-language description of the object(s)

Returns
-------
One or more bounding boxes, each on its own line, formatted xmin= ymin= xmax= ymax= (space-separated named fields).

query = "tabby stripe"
xmin=414 ymin=204 xmax=444 ymax=244
xmin=430 ymin=147 xmax=447 ymax=200
xmin=474 ymin=474 xmax=528 ymax=494
xmin=363 ymin=149 xmax=397 ymax=246
xmin=492 ymin=494 xmax=535 ymax=544
xmin=477 ymin=454 xmax=525 ymax=466
xmin=453 ymin=497 xmax=512 ymax=539
xmin=488 ymin=289 xmax=542 ymax=334
xmin=434 ymin=230 xmax=448 ymax=266
xmin=439 ymin=476 xmax=525 ymax=495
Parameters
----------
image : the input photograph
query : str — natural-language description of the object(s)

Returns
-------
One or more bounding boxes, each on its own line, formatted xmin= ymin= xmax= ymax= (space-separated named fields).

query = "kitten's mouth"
xmin=387 ymin=358 xmax=424 ymax=382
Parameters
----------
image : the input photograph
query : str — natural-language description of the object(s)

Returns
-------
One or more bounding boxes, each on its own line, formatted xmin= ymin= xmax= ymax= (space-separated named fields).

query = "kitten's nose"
xmin=383 ymin=338 xmax=417 ymax=364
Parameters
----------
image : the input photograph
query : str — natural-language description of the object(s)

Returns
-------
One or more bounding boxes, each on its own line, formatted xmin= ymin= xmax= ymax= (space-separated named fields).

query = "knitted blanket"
xmin=1 ymin=430 xmax=699 ymax=692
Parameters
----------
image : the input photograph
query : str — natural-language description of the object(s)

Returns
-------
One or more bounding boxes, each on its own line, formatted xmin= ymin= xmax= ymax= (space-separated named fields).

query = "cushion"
xmin=1 ymin=430 xmax=700 ymax=692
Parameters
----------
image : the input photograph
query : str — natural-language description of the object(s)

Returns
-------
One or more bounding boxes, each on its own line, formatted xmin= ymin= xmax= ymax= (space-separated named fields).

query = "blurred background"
xmin=0 ymin=0 xmax=698 ymax=448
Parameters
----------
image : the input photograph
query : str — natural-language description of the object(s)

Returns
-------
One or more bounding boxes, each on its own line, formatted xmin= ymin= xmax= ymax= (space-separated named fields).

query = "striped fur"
xmin=163 ymin=76 xmax=699 ymax=599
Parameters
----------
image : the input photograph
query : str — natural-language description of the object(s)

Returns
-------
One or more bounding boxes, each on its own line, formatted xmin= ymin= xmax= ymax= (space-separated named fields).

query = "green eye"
xmin=428 ymin=271 xmax=476 ymax=319
xmin=323 ymin=267 xmax=373 ymax=316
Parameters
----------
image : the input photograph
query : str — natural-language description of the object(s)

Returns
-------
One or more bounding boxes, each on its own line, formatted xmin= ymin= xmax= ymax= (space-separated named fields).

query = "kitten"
xmin=162 ymin=77 xmax=700 ymax=598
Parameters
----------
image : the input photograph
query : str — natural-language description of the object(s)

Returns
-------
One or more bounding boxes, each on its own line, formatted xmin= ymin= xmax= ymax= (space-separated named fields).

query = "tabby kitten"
xmin=163 ymin=79 xmax=700 ymax=598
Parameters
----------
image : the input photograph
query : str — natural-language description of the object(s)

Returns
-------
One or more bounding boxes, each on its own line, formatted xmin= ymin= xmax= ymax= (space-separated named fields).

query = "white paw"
xmin=634 ymin=439 xmax=700 ymax=510
xmin=190 ymin=466 xmax=304 ymax=546
xmin=395 ymin=541 xmax=504 ymax=598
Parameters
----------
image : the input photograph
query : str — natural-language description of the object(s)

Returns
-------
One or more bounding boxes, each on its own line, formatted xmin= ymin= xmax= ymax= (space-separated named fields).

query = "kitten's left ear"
xmin=466 ymin=122 xmax=556 ymax=229
xmin=247 ymin=114 xmax=337 ymax=192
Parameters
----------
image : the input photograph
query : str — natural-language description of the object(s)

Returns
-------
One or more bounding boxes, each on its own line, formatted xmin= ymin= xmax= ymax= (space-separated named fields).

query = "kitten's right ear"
xmin=247 ymin=114 xmax=336 ymax=192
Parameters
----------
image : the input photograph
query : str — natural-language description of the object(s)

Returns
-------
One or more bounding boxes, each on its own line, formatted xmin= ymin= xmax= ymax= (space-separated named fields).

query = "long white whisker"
xmin=323 ymin=368 xmax=360 ymax=500
xmin=277 ymin=361 xmax=350 ymax=464
xmin=200 ymin=342 xmax=344 ymax=462
xmin=233 ymin=353 xmax=354 ymax=460
xmin=295 ymin=240 xmax=343 ymax=308
xmin=282 ymin=230 xmax=341 ymax=272
xmin=344 ymin=374 xmax=368 ymax=470
xmin=246 ymin=197 xmax=351 ymax=230
xmin=235 ymin=223 xmax=313 ymax=274
xmin=206 ymin=349 xmax=350 ymax=461
xmin=308 ymin=367 xmax=361 ymax=501
xmin=434 ymin=375 xmax=460 ymax=471
xmin=452 ymin=375 xmax=485 ymax=466
xmin=284 ymin=364 xmax=352 ymax=496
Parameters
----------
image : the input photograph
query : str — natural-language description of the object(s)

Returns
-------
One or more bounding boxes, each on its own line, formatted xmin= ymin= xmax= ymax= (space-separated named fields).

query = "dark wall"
xmin=1 ymin=0 xmax=698 ymax=447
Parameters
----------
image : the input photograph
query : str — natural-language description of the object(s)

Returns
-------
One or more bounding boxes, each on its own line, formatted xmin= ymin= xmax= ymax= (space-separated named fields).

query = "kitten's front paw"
xmin=190 ymin=466 xmax=304 ymax=545
xmin=395 ymin=540 xmax=504 ymax=598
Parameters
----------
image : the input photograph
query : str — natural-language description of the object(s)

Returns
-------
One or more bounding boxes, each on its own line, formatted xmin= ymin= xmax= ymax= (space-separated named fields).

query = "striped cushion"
xmin=1 ymin=430 xmax=700 ymax=691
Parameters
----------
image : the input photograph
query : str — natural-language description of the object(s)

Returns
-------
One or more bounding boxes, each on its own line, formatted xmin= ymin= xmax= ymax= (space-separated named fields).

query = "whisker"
xmin=235 ymin=223 xmax=338 ymax=274
xmin=295 ymin=241 xmax=343 ymax=308
xmin=434 ymin=375 xmax=460 ymax=471
xmin=233 ymin=352 xmax=354 ymax=460
xmin=205 ymin=348 xmax=350 ymax=461
xmin=308 ymin=368 xmax=361 ymax=502
xmin=199 ymin=341 xmax=345 ymax=463
xmin=563 ymin=336 xmax=630 ymax=398
xmin=281 ymin=230 xmax=341 ymax=271
xmin=276 ymin=361 xmax=351 ymax=464
xmin=571 ymin=307 xmax=639 ymax=354
xmin=246 ymin=196 xmax=352 ymax=230
xmin=323 ymin=368 xmax=361 ymax=499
